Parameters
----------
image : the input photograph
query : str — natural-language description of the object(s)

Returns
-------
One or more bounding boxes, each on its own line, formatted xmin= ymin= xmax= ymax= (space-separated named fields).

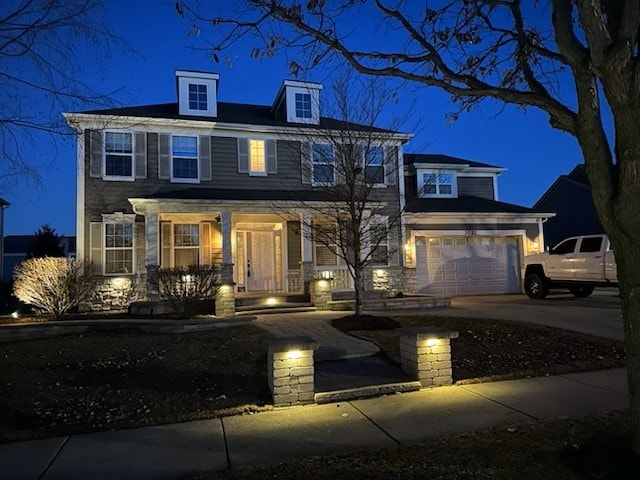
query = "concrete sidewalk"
xmin=1 ymin=368 xmax=629 ymax=480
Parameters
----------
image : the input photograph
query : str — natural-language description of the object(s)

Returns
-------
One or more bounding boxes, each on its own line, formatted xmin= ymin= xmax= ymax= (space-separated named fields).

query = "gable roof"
xmin=533 ymin=164 xmax=590 ymax=210
xmin=75 ymin=102 xmax=398 ymax=134
xmin=404 ymin=153 xmax=501 ymax=169
xmin=405 ymin=195 xmax=535 ymax=214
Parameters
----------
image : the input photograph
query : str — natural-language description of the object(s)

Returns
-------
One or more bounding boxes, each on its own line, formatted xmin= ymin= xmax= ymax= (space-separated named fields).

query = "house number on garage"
xmin=464 ymin=230 xmax=477 ymax=236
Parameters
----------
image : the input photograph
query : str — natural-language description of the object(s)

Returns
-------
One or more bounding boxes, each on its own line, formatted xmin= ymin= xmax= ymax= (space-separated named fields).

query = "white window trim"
xmin=311 ymin=142 xmax=335 ymax=186
xmin=103 ymin=222 xmax=135 ymax=276
xmin=170 ymin=135 xmax=200 ymax=184
xmin=418 ymin=169 xmax=458 ymax=198
xmin=294 ymin=92 xmax=313 ymax=119
xmin=103 ymin=130 xmax=135 ymax=182
xmin=285 ymin=85 xmax=320 ymax=124
xmin=177 ymin=75 xmax=218 ymax=117
xmin=248 ymin=139 xmax=267 ymax=177
xmin=172 ymin=223 xmax=201 ymax=267
xmin=363 ymin=145 xmax=386 ymax=187
xmin=369 ymin=215 xmax=389 ymax=266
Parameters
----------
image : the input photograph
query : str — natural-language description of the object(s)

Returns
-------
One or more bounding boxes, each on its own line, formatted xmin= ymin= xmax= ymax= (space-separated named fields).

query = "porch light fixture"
xmin=426 ymin=338 xmax=439 ymax=347
xmin=404 ymin=242 xmax=411 ymax=252
xmin=266 ymin=297 xmax=278 ymax=306
xmin=286 ymin=350 xmax=302 ymax=360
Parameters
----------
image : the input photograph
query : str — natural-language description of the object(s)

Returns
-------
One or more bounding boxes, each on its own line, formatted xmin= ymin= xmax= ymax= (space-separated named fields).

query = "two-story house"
xmin=64 ymin=71 xmax=411 ymax=313
xmin=64 ymin=70 xmax=552 ymax=312
xmin=402 ymin=154 xmax=553 ymax=295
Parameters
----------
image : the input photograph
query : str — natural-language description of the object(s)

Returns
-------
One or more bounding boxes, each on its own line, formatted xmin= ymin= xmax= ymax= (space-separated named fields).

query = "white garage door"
xmin=415 ymin=236 xmax=521 ymax=295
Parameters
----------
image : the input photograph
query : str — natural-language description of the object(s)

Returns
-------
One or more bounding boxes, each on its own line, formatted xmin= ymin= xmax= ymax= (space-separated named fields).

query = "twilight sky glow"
xmin=3 ymin=1 xmax=589 ymax=236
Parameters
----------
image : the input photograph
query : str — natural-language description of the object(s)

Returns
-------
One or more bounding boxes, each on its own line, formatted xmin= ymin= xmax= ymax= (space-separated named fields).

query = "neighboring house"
xmin=64 ymin=71 xmax=411 ymax=311
xmin=402 ymin=154 xmax=554 ymax=295
xmin=2 ymin=235 xmax=76 ymax=280
xmin=0 ymin=198 xmax=8 ymax=282
xmin=533 ymin=164 xmax=603 ymax=248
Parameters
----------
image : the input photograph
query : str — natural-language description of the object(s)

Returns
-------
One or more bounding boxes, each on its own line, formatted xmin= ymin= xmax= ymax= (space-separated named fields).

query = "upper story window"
xmin=188 ymin=83 xmax=208 ymax=111
xmin=249 ymin=139 xmax=266 ymax=175
xmin=364 ymin=146 xmax=385 ymax=184
xmin=105 ymin=132 xmax=133 ymax=179
xmin=419 ymin=171 xmax=456 ymax=197
xmin=312 ymin=143 xmax=335 ymax=184
xmin=104 ymin=223 xmax=133 ymax=274
xmin=295 ymin=93 xmax=312 ymax=119
xmin=172 ymin=135 xmax=198 ymax=182
xmin=370 ymin=218 xmax=389 ymax=265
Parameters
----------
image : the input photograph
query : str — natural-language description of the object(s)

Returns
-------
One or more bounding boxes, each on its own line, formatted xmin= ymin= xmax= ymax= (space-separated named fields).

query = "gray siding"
xmin=457 ymin=176 xmax=494 ymax=200
xmin=82 ymin=130 xmax=403 ymax=266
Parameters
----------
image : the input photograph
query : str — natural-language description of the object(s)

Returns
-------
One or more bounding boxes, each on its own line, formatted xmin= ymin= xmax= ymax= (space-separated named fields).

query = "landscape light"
xmin=266 ymin=297 xmax=278 ymax=306
xmin=286 ymin=350 xmax=302 ymax=360
xmin=11 ymin=311 xmax=19 ymax=319
xmin=426 ymin=338 xmax=439 ymax=347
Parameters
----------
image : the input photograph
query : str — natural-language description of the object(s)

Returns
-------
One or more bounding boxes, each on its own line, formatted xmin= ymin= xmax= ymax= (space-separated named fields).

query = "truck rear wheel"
xmin=524 ymin=272 xmax=549 ymax=299
xmin=569 ymin=285 xmax=594 ymax=298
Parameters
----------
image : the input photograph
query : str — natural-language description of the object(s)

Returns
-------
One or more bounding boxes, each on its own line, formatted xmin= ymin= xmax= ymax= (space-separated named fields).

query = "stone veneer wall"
xmin=86 ymin=276 xmax=146 ymax=311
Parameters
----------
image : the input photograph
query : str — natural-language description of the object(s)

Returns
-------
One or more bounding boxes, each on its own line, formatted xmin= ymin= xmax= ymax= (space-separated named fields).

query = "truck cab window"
xmin=579 ymin=237 xmax=603 ymax=253
xmin=551 ymin=238 xmax=577 ymax=255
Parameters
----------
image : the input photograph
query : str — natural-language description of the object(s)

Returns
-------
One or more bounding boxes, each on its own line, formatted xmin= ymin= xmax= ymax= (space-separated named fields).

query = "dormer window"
xmin=176 ymin=70 xmax=219 ymax=117
xmin=419 ymin=170 xmax=457 ymax=197
xmin=295 ymin=93 xmax=312 ymax=119
xmin=272 ymin=80 xmax=322 ymax=124
xmin=188 ymin=83 xmax=208 ymax=111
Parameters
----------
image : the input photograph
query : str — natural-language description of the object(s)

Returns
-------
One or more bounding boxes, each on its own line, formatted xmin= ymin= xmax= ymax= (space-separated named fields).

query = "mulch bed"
xmin=332 ymin=315 xmax=626 ymax=382
xmin=197 ymin=410 xmax=638 ymax=479
xmin=0 ymin=325 xmax=273 ymax=443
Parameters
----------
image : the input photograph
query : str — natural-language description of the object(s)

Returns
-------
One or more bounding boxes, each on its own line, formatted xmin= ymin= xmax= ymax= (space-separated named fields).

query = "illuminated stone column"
xmin=144 ymin=211 xmax=159 ymax=300
xmin=267 ymin=336 xmax=319 ymax=406
xmin=220 ymin=210 xmax=233 ymax=284
xmin=215 ymin=283 xmax=235 ymax=317
xmin=400 ymin=327 xmax=459 ymax=387
xmin=310 ymin=277 xmax=332 ymax=311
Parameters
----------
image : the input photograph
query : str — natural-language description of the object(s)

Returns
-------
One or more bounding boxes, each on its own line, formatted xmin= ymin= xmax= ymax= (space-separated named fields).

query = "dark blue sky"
xmin=3 ymin=1 xmax=586 ymax=236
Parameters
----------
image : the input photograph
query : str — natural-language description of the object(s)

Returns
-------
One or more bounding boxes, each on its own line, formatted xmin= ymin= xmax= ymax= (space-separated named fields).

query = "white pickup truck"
xmin=523 ymin=234 xmax=617 ymax=299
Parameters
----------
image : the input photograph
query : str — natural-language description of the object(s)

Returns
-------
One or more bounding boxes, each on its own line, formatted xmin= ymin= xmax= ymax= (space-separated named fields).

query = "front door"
xmin=247 ymin=231 xmax=275 ymax=291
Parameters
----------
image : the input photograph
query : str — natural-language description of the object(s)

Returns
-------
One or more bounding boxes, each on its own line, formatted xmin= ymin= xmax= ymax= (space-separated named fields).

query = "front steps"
xmin=235 ymin=293 xmax=314 ymax=315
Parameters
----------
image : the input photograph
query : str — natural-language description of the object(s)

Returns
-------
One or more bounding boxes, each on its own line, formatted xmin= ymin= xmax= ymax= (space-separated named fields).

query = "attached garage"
xmin=414 ymin=235 xmax=521 ymax=295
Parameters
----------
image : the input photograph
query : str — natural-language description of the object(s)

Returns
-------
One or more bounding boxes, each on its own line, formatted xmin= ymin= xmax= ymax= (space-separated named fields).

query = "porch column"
xmin=220 ymin=210 xmax=233 ymax=283
xmin=217 ymin=210 xmax=235 ymax=316
xmin=145 ymin=211 xmax=159 ymax=300
xmin=301 ymin=211 xmax=314 ymax=294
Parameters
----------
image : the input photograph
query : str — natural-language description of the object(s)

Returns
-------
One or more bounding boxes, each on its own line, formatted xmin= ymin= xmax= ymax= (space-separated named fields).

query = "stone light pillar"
xmin=400 ymin=327 xmax=459 ymax=387
xmin=267 ymin=336 xmax=319 ymax=407
xmin=310 ymin=277 xmax=333 ymax=311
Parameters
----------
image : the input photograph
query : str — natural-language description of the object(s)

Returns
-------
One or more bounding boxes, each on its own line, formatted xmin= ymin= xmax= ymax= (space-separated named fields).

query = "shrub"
xmin=157 ymin=265 xmax=220 ymax=318
xmin=13 ymin=257 xmax=95 ymax=319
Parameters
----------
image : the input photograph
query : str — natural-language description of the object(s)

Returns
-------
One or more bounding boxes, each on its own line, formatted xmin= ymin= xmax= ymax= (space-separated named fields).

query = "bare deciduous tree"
xmin=0 ymin=0 xmax=122 ymax=190
xmin=179 ymin=0 xmax=640 ymax=451
xmin=277 ymin=75 xmax=412 ymax=315
xmin=13 ymin=257 xmax=95 ymax=319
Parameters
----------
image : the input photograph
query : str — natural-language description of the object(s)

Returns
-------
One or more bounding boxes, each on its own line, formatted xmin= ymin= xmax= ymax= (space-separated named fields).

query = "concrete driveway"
xmin=420 ymin=289 xmax=623 ymax=340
